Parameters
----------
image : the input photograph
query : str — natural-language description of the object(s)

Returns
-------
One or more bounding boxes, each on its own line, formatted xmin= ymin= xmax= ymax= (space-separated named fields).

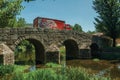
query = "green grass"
xmin=0 ymin=65 xmax=112 ymax=80
xmin=14 ymin=65 xmax=30 ymax=73
xmin=2 ymin=59 xmax=119 ymax=80
xmin=45 ymin=62 xmax=61 ymax=68
xmin=0 ymin=65 xmax=14 ymax=76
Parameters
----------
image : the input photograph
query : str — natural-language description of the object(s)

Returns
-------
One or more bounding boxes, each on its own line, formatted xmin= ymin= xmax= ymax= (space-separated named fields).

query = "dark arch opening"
xmin=15 ymin=38 xmax=45 ymax=65
xmin=27 ymin=39 xmax=45 ymax=65
xmin=63 ymin=39 xmax=79 ymax=60
xmin=90 ymin=43 xmax=99 ymax=58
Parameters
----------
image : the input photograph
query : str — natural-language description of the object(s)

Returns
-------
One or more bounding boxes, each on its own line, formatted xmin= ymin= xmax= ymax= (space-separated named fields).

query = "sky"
xmin=18 ymin=0 xmax=97 ymax=32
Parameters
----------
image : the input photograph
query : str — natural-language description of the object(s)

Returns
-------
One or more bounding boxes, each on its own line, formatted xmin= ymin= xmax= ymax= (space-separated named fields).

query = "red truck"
xmin=33 ymin=17 xmax=72 ymax=30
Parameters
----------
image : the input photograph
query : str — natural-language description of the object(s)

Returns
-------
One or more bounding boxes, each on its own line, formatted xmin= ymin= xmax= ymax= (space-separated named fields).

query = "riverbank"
xmin=67 ymin=59 xmax=120 ymax=80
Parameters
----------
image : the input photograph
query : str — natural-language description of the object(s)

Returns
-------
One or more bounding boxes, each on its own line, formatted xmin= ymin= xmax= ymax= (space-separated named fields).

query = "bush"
xmin=26 ymin=68 xmax=66 ymax=80
xmin=6 ymin=68 xmax=66 ymax=80
xmin=0 ymin=65 xmax=14 ymax=76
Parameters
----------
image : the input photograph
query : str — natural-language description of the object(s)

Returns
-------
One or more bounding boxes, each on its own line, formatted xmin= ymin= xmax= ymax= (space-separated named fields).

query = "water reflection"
xmin=29 ymin=65 xmax=36 ymax=71
xmin=117 ymin=64 xmax=120 ymax=69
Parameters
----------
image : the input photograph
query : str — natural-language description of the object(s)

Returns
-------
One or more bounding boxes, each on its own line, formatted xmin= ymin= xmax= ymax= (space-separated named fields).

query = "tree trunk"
xmin=112 ymin=38 xmax=116 ymax=47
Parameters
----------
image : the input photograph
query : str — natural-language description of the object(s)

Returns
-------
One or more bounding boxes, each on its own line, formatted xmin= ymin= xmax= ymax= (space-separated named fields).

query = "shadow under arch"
xmin=90 ymin=43 xmax=99 ymax=58
xmin=63 ymin=39 xmax=79 ymax=60
xmin=15 ymin=38 xmax=45 ymax=65
xmin=26 ymin=38 xmax=45 ymax=65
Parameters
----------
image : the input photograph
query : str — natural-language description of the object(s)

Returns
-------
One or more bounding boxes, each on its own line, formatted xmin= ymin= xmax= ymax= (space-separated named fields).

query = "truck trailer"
xmin=33 ymin=17 xmax=72 ymax=30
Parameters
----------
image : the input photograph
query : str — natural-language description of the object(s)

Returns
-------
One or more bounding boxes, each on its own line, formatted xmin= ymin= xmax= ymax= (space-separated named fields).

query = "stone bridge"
xmin=0 ymin=28 xmax=92 ymax=64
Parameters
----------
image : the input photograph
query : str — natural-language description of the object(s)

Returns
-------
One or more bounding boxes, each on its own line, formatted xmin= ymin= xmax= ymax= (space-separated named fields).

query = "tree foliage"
xmin=93 ymin=0 xmax=120 ymax=47
xmin=73 ymin=24 xmax=83 ymax=32
xmin=24 ymin=0 xmax=36 ymax=2
xmin=87 ymin=30 xmax=96 ymax=34
xmin=0 ymin=0 xmax=23 ymax=28
xmin=17 ymin=18 xmax=26 ymax=27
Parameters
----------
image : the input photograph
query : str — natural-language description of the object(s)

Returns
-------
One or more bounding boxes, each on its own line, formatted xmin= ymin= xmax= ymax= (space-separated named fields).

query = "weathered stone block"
xmin=0 ymin=43 xmax=14 ymax=65
xmin=11 ymin=34 xmax=18 ymax=40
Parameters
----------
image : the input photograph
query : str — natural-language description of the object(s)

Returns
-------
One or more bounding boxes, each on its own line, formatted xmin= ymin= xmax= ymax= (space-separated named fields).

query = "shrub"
xmin=26 ymin=68 xmax=66 ymax=80
xmin=0 ymin=65 xmax=14 ymax=76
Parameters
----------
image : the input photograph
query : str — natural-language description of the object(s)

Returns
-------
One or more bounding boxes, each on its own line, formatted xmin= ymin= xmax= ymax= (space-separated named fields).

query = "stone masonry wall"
xmin=0 ymin=28 xmax=92 ymax=50
xmin=0 ymin=28 xmax=92 ymax=62
xmin=0 ymin=43 xmax=14 ymax=65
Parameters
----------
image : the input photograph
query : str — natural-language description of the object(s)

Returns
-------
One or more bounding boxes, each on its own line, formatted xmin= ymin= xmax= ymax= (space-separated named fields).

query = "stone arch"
xmin=63 ymin=39 xmax=79 ymax=60
xmin=14 ymin=37 xmax=45 ymax=65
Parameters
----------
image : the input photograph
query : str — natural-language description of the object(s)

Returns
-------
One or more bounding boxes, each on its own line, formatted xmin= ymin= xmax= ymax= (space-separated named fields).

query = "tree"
xmin=93 ymin=0 xmax=120 ymax=47
xmin=87 ymin=30 xmax=96 ymax=34
xmin=73 ymin=24 xmax=83 ymax=32
xmin=24 ymin=0 xmax=55 ymax=2
xmin=17 ymin=18 xmax=26 ymax=27
xmin=0 ymin=0 xmax=23 ymax=28
xmin=8 ymin=17 xmax=18 ymax=27
xmin=24 ymin=0 xmax=36 ymax=2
